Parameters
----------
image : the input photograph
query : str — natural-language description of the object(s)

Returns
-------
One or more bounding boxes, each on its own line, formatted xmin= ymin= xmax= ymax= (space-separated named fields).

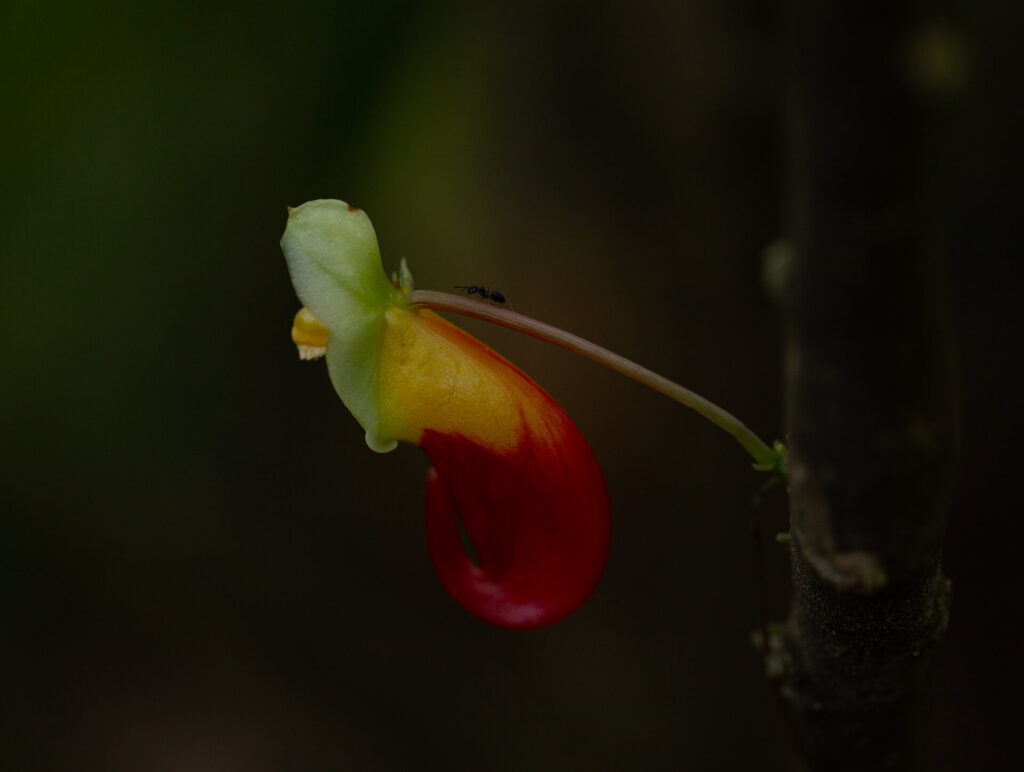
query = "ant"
xmin=454 ymin=285 xmax=506 ymax=304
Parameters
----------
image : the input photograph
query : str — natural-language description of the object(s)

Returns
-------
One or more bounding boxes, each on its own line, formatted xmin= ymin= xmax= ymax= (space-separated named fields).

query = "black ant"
xmin=454 ymin=285 xmax=506 ymax=304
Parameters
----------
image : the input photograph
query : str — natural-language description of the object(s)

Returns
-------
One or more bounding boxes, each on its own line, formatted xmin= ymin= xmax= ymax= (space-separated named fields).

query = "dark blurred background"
xmin=2 ymin=1 xmax=1020 ymax=769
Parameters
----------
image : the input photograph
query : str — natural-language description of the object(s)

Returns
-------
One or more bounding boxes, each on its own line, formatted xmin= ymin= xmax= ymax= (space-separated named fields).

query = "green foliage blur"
xmin=2 ymin=1 xmax=1021 ymax=769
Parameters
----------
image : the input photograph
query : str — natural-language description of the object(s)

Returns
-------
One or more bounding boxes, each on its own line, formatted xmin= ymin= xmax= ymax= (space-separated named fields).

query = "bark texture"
xmin=781 ymin=1 xmax=958 ymax=769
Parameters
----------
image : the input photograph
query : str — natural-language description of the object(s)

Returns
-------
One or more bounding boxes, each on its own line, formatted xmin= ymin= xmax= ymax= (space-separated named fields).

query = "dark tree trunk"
xmin=780 ymin=1 xmax=958 ymax=769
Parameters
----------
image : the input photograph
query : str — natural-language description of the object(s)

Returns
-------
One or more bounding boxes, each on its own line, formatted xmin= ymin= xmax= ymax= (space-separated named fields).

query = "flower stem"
xmin=406 ymin=290 xmax=782 ymax=472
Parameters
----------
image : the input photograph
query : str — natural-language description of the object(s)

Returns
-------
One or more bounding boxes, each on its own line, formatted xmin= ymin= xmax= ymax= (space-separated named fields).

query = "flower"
xmin=282 ymin=199 xmax=610 ymax=629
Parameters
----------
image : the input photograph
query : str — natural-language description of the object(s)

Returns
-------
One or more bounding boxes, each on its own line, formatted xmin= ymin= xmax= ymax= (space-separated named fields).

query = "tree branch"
xmin=780 ymin=1 xmax=958 ymax=768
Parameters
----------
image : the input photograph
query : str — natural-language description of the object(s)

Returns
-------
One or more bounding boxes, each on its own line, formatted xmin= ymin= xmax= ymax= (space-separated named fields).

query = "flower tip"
xmin=364 ymin=432 xmax=398 ymax=454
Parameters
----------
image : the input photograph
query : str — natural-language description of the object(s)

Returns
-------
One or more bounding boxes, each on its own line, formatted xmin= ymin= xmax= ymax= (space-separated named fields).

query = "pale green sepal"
xmin=324 ymin=321 xmax=397 ymax=454
xmin=281 ymin=200 xmax=398 ymax=331
xmin=281 ymin=199 xmax=403 ymax=454
xmin=398 ymin=257 xmax=414 ymax=293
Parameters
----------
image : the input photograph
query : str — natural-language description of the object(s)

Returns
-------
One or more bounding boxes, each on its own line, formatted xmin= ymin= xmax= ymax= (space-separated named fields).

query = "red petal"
xmin=421 ymin=417 xmax=610 ymax=630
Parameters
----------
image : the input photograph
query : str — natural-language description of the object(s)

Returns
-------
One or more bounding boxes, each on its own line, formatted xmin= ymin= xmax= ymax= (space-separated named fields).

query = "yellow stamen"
xmin=292 ymin=307 xmax=330 ymax=360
